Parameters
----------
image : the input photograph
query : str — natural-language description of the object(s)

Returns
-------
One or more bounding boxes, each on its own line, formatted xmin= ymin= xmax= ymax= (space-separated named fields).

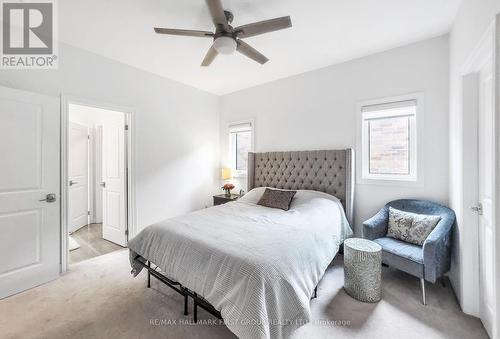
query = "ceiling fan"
xmin=154 ymin=0 xmax=292 ymax=66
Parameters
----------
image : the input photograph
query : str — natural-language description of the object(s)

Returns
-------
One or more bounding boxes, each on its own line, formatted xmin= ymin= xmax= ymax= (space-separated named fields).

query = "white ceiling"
xmin=60 ymin=0 xmax=461 ymax=95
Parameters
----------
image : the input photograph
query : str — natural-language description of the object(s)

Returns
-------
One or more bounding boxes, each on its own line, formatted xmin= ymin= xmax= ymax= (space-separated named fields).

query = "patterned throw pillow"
xmin=387 ymin=207 xmax=441 ymax=246
xmin=257 ymin=188 xmax=297 ymax=211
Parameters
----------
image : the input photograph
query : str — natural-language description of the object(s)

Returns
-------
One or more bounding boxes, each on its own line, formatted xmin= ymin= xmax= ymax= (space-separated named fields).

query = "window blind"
xmin=362 ymin=99 xmax=417 ymax=113
xmin=229 ymin=122 xmax=252 ymax=133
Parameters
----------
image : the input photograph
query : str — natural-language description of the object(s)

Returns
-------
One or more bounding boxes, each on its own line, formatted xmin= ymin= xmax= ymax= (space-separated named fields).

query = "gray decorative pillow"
xmin=387 ymin=207 xmax=441 ymax=246
xmin=387 ymin=208 xmax=413 ymax=241
xmin=257 ymin=188 xmax=296 ymax=211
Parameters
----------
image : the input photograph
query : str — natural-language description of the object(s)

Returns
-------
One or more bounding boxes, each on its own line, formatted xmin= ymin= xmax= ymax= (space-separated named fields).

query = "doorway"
xmin=476 ymin=51 xmax=495 ymax=339
xmin=65 ymin=102 xmax=131 ymax=265
xmin=460 ymin=18 xmax=498 ymax=338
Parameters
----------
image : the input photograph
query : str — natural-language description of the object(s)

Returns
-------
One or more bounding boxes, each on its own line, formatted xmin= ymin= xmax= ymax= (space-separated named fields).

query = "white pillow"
xmin=239 ymin=187 xmax=341 ymax=207
xmin=237 ymin=187 xmax=267 ymax=204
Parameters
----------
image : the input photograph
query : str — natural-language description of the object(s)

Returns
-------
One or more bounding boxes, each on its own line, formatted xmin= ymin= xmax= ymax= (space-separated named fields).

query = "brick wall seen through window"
xmin=369 ymin=116 xmax=410 ymax=175
xmin=360 ymin=97 xmax=418 ymax=182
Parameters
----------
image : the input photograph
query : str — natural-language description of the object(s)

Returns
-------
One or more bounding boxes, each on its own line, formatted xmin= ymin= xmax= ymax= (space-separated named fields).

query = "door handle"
xmin=100 ymin=182 xmax=106 ymax=188
xmin=39 ymin=193 xmax=57 ymax=203
xmin=69 ymin=180 xmax=78 ymax=186
xmin=471 ymin=203 xmax=483 ymax=215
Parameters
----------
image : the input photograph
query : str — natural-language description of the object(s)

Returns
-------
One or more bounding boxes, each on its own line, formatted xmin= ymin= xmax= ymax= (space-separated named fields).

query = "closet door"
xmin=68 ymin=122 xmax=89 ymax=233
xmin=0 ymin=86 xmax=60 ymax=299
xmin=101 ymin=118 xmax=127 ymax=247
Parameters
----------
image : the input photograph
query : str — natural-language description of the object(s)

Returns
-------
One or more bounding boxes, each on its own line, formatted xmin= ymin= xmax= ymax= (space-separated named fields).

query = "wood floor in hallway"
xmin=69 ymin=223 xmax=123 ymax=264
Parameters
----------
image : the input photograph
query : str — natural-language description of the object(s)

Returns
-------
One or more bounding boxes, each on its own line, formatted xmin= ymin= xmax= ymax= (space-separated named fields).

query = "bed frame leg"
xmin=184 ymin=292 xmax=189 ymax=316
xmin=147 ymin=261 xmax=151 ymax=288
xmin=193 ymin=293 xmax=198 ymax=323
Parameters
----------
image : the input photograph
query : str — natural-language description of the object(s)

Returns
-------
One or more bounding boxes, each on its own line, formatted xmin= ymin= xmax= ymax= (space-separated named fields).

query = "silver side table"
xmin=343 ymin=238 xmax=382 ymax=303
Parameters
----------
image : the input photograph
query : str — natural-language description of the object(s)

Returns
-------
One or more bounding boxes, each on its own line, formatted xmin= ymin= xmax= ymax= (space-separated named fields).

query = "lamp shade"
xmin=221 ymin=168 xmax=232 ymax=180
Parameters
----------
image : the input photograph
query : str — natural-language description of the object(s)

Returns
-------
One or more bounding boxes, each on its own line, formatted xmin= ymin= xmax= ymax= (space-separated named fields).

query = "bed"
xmin=129 ymin=149 xmax=354 ymax=339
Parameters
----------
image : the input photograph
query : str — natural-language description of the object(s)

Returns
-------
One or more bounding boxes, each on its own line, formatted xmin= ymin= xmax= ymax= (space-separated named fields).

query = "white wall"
xmin=448 ymin=0 xmax=500 ymax=314
xmin=220 ymin=36 xmax=450 ymax=235
xmin=69 ymin=103 xmax=124 ymax=127
xmin=0 ymin=42 xmax=220 ymax=232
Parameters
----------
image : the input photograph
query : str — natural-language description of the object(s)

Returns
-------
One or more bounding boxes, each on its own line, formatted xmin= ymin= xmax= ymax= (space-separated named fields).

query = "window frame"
xmin=356 ymin=93 xmax=424 ymax=186
xmin=227 ymin=119 xmax=254 ymax=178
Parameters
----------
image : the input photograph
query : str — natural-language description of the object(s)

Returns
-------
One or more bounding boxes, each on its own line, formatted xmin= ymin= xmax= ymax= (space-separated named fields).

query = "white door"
xmin=0 ymin=86 xmax=60 ymax=299
xmin=477 ymin=55 xmax=495 ymax=338
xmin=102 ymin=118 xmax=127 ymax=246
xmin=68 ymin=122 xmax=89 ymax=233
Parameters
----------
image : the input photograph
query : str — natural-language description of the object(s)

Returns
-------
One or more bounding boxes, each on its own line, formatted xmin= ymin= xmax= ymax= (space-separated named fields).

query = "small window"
xmin=361 ymin=98 xmax=418 ymax=182
xmin=228 ymin=121 xmax=253 ymax=176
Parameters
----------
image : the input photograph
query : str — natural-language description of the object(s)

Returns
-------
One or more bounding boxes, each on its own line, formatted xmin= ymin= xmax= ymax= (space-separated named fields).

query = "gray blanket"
xmin=129 ymin=188 xmax=352 ymax=339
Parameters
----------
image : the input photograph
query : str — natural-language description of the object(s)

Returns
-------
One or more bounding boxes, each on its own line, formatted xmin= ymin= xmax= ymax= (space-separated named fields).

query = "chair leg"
xmin=420 ymin=278 xmax=426 ymax=305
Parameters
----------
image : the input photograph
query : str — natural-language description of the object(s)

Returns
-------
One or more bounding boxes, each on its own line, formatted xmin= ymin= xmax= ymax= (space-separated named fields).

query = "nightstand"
xmin=213 ymin=194 xmax=239 ymax=206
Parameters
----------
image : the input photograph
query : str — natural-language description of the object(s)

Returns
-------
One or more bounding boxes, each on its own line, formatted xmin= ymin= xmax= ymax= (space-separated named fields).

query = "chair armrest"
xmin=423 ymin=216 xmax=454 ymax=283
xmin=362 ymin=207 xmax=389 ymax=240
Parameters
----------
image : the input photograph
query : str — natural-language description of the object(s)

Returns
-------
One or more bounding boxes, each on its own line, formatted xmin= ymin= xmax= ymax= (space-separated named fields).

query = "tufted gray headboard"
xmin=247 ymin=149 xmax=355 ymax=226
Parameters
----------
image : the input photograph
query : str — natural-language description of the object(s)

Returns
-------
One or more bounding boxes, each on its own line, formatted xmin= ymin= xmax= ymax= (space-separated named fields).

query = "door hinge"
xmin=87 ymin=211 xmax=91 ymax=215
xmin=125 ymin=229 xmax=129 ymax=236
xmin=124 ymin=124 xmax=129 ymax=131
xmin=88 ymin=134 xmax=90 ymax=140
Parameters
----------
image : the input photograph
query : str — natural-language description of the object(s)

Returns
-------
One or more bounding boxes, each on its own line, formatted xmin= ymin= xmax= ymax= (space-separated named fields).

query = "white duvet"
xmin=129 ymin=188 xmax=352 ymax=339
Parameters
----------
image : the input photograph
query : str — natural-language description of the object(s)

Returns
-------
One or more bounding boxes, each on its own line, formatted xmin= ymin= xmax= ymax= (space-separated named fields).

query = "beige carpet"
xmin=0 ymin=249 xmax=487 ymax=339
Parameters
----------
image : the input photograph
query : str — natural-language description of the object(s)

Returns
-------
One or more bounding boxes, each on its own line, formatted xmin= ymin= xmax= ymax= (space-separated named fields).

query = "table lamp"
xmin=221 ymin=168 xmax=234 ymax=196
xmin=221 ymin=168 xmax=232 ymax=181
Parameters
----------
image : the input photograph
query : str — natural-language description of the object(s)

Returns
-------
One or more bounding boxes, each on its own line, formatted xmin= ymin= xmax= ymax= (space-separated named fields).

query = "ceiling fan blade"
xmin=235 ymin=16 xmax=292 ymax=38
xmin=205 ymin=0 xmax=230 ymax=31
xmin=154 ymin=28 xmax=214 ymax=38
xmin=236 ymin=40 xmax=269 ymax=64
xmin=201 ymin=45 xmax=218 ymax=66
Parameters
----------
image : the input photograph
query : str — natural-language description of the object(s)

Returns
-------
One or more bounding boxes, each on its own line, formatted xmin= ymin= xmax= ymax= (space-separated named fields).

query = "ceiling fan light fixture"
xmin=153 ymin=0 xmax=292 ymax=66
xmin=213 ymin=36 xmax=237 ymax=54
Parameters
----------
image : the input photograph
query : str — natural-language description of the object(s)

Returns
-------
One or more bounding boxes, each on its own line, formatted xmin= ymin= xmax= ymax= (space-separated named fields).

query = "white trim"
xmin=461 ymin=21 xmax=495 ymax=75
xmin=495 ymin=15 xmax=500 ymax=338
xmin=60 ymin=96 xmax=137 ymax=273
xmin=495 ymin=15 xmax=500 ymax=339
xmin=125 ymin=112 xmax=137 ymax=240
xmin=356 ymin=92 xmax=425 ymax=187
xmin=92 ymin=126 xmax=103 ymax=224
xmin=88 ymin=127 xmax=95 ymax=224
xmin=60 ymin=95 xmax=68 ymax=272
xmin=227 ymin=118 xmax=255 ymax=178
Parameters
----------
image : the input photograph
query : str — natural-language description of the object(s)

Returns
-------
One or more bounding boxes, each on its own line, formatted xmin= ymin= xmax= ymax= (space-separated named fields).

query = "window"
xmin=228 ymin=121 xmax=253 ymax=176
xmin=360 ymin=97 xmax=420 ymax=182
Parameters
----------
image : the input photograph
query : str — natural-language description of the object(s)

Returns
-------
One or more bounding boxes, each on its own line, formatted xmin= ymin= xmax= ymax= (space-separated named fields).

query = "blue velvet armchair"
xmin=362 ymin=199 xmax=455 ymax=305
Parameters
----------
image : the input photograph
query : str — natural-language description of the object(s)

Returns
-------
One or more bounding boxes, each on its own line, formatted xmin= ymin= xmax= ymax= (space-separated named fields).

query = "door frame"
xmin=459 ymin=15 xmax=499 ymax=337
xmin=60 ymin=95 xmax=136 ymax=273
